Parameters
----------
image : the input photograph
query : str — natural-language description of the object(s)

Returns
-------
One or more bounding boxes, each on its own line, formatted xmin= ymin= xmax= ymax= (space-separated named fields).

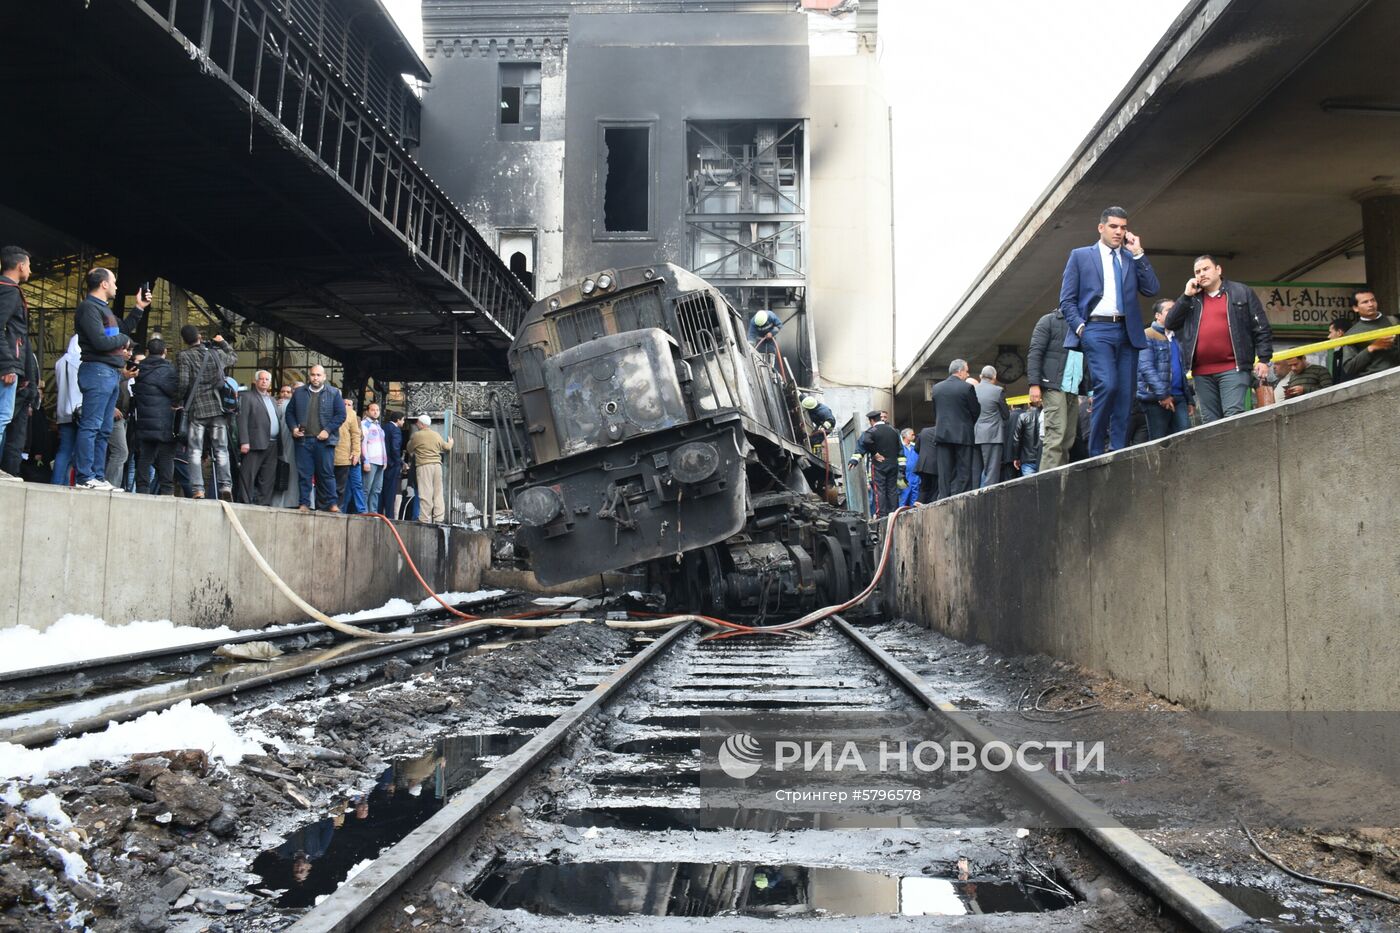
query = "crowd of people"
xmin=0 ymin=251 xmax=460 ymax=524
xmin=839 ymin=206 xmax=1398 ymax=517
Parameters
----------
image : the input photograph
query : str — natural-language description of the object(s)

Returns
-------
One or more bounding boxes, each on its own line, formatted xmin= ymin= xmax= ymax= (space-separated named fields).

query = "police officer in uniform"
xmin=847 ymin=411 xmax=901 ymax=519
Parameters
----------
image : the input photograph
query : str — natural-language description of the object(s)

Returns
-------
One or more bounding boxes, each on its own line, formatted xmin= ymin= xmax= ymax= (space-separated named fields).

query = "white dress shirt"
xmin=1090 ymin=241 xmax=1122 ymax=318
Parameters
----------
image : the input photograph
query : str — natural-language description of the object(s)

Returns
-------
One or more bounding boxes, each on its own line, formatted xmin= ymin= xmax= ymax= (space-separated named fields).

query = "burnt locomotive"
xmin=499 ymin=263 xmax=874 ymax=614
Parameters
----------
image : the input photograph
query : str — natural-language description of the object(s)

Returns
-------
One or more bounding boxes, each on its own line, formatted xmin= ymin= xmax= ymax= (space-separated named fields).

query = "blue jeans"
xmin=186 ymin=416 xmax=232 ymax=495
xmin=1080 ymin=321 xmax=1136 ymax=455
xmin=1020 ymin=462 xmax=1039 ymax=476
xmin=295 ymin=437 xmax=337 ymax=509
xmin=339 ymin=461 xmax=367 ymax=513
xmin=1193 ymin=371 xmax=1251 ymax=423
xmin=51 ymin=422 xmax=77 ymax=485
xmin=75 ymin=363 xmax=121 ymax=483
xmin=1143 ymin=396 xmax=1192 ymax=439
xmin=0 ymin=380 xmax=15 ymax=456
xmin=363 ymin=463 xmax=385 ymax=512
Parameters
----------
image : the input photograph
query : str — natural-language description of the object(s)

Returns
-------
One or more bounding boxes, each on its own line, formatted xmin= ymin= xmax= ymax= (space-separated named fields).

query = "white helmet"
xmin=752 ymin=310 xmax=771 ymax=328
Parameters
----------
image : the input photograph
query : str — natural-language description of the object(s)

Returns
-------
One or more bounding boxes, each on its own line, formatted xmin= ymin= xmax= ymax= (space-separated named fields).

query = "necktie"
xmin=1112 ymin=249 xmax=1124 ymax=312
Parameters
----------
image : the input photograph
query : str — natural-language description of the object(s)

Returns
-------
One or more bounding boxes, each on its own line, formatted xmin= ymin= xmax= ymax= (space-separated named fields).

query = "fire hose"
xmin=221 ymin=501 xmax=914 ymax=642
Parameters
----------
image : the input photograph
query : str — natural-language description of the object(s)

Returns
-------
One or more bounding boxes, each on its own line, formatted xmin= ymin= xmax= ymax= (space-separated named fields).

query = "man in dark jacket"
xmin=847 ymin=411 xmax=901 ymax=518
xmin=1136 ymin=300 xmax=1194 ymax=440
xmin=285 ymin=365 xmax=346 ymax=512
xmin=912 ymin=425 xmax=938 ymax=504
xmin=0 ymin=246 xmax=33 ymax=481
xmin=236 ymin=370 xmax=280 ymax=505
xmin=1010 ymin=401 xmax=1043 ymax=475
xmin=74 ymin=268 xmax=148 ymax=490
xmin=379 ymin=410 xmax=404 ymax=517
xmin=176 ymin=324 xmax=238 ymax=500
xmin=1163 ymin=255 xmax=1272 ymax=423
xmin=1340 ymin=287 xmax=1400 ymax=379
xmin=1326 ymin=319 xmax=1349 ymax=385
xmin=1025 ymin=307 xmax=1081 ymax=470
xmin=929 ymin=360 xmax=979 ymax=500
xmin=133 ymin=338 xmax=179 ymax=495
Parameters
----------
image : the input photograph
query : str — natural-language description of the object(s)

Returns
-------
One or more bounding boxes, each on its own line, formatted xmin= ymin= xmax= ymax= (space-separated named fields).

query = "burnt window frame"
xmin=497 ymin=62 xmax=541 ymax=141
xmin=594 ymin=120 xmax=656 ymax=242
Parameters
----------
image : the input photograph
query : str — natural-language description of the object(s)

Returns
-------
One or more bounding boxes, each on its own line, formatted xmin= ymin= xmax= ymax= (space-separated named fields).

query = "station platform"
xmin=0 ymin=485 xmax=488 ymax=632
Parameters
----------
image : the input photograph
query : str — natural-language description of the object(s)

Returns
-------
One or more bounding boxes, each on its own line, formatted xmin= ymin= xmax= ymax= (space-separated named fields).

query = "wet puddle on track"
xmin=470 ymin=860 xmax=1075 ymax=916
xmin=248 ymin=731 xmax=530 ymax=907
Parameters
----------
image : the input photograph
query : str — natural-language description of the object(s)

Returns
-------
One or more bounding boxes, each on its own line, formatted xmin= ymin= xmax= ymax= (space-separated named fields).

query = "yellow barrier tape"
xmin=996 ymin=323 xmax=1400 ymax=407
xmin=1265 ymin=322 xmax=1400 ymax=362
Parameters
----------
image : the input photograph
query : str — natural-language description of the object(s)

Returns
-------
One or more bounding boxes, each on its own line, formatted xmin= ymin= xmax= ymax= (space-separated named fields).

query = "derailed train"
xmin=499 ymin=263 xmax=875 ymax=614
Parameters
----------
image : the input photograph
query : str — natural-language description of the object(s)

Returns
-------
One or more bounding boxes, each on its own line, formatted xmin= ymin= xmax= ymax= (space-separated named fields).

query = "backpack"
xmin=197 ymin=346 xmax=238 ymax=415
xmin=218 ymin=375 xmax=239 ymax=416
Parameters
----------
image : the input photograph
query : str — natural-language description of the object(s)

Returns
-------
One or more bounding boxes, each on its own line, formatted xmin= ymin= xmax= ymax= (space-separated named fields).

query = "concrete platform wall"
xmin=891 ymin=368 xmax=1400 ymax=715
xmin=0 ymin=489 xmax=490 ymax=631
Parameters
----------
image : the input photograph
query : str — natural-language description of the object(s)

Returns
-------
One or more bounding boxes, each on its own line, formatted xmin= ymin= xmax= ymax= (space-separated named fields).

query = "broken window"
xmin=601 ymin=125 xmax=651 ymax=235
xmin=498 ymin=63 xmax=540 ymax=141
xmin=499 ymin=230 xmax=537 ymax=296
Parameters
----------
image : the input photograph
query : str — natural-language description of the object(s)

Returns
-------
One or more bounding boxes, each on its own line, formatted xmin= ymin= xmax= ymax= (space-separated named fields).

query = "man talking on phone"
xmin=1163 ymin=255 xmax=1272 ymax=423
xmin=1058 ymin=207 xmax=1160 ymax=455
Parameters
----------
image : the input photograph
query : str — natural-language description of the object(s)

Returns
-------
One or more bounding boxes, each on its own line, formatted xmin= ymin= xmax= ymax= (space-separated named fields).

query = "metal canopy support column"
xmin=1357 ymin=186 xmax=1400 ymax=317
xmin=448 ymin=318 xmax=460 ymax=524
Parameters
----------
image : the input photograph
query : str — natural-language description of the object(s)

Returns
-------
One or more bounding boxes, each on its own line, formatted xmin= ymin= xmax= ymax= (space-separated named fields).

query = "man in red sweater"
xmin=1163 ymin=255 xmax=1273 ymax=423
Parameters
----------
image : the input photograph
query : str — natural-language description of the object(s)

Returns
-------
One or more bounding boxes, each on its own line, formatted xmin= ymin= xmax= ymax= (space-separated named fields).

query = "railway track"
xmin=265 ymin=618 xmax=1253 ymax=932
xmin=0 ymin=591 xmax=528 ymax=749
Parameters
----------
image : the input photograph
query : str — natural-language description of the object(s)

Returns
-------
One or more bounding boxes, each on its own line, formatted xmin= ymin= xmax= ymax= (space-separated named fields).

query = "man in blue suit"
xmin=1058 ymin=206 xmax=1160 ymax=455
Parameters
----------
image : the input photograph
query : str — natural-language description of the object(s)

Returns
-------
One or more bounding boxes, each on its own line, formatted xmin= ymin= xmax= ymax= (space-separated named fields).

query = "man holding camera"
xmin=177 ymin=323 xmax=238 ymax=500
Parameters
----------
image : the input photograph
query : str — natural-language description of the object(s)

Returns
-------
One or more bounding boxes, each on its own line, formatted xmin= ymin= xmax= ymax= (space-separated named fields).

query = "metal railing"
xmin=147 ymin=0 xmax=531 ymax=334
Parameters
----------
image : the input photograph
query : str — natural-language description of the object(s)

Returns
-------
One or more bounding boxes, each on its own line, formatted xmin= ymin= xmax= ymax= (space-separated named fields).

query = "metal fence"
xmin=837 ymin=415 xmax=870 ymax=518
xmin=443 ymin=410 xmax=494 ymax=528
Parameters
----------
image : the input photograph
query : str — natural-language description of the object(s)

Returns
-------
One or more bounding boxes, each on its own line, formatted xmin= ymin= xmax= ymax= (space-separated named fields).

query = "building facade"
xmin=418 ymin=0 xmax=894 ymax=420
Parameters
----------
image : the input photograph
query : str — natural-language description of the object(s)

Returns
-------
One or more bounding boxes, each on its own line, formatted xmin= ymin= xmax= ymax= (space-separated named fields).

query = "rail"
xmin=280 ymin=614 xmax=1256 ymax=932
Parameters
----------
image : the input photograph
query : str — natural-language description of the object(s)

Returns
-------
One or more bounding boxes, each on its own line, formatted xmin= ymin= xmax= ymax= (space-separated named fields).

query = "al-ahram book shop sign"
xmin=1249 ymin=282 xmax=1362 ymax=330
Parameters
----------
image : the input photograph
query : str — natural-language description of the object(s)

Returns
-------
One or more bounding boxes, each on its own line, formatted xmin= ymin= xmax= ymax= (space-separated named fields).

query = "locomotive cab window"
xmin=598 ymin=123 xmax=653 ymax=238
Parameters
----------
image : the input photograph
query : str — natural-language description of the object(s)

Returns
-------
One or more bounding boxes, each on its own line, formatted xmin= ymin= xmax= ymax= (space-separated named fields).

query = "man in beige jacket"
xmin=404 ymin=414 xmax=453 ymax=523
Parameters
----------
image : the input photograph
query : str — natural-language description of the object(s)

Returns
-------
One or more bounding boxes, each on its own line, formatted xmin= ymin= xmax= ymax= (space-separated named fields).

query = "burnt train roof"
xmin=509 ymin=263 xmax=724 ymax=353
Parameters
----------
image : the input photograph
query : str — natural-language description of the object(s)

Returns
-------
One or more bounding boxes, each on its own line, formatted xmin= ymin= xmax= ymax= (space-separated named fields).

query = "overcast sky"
xmin=381 ymin=0 xmax=1191 ymax=370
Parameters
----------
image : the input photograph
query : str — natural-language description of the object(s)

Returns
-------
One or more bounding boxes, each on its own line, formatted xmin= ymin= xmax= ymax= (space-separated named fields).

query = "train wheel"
xmin=819 ymin=535 xmax=850 ymax=605
xmin=682 ymin=546 xmax=726 ymax=616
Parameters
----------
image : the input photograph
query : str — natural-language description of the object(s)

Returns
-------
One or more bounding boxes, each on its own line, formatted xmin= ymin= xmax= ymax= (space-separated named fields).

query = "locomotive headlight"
xmin=596 ymin=273 xmax=613 ymax=290
xmin=515 ymin=485 xmax=563 ymax=526
xmin=581 ymin=278 xmax=597 ymax=295
xmin=548 ymin=298 xmax=561 ymax=310
xmin=671 ymin=441 xmax=720 ymax=484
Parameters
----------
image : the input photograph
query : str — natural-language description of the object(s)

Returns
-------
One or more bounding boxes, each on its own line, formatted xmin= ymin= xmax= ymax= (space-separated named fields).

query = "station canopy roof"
xmin=895 ymin=0 xmax=1400 ymax=413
